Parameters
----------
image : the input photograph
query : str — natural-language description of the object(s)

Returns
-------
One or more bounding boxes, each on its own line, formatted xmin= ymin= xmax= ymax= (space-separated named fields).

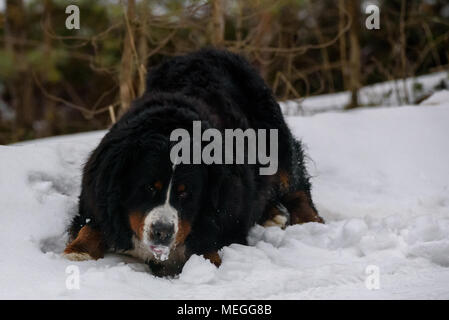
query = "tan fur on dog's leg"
xmin=203 ymin=251 xmax=221 ymax=267
xmin=283 ymin=191 xmax=324 ymax=224
xmin=63 ymin=225 xmax=105 ymax=261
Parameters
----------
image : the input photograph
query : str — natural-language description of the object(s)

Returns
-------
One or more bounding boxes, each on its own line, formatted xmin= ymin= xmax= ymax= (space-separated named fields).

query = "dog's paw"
xmin=263 ymin=214 xmax=288 ymax=228
xmin=63 ymin=252 xmax=93 ymax=261
xmin=264 ymin=203 xmax=290 ymax=229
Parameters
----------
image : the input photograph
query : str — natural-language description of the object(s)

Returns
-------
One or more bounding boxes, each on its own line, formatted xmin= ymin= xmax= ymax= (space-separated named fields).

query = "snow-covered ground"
xmin=1 ymin=91 xmax=449 ymax=299
xmin=280 ymin=71 xmax=449 ymax=115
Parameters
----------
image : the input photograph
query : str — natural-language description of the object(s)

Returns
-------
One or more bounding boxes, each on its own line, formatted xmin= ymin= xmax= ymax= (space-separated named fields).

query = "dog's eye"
xmin=179 ymin=191 xmax=189 ymax=200
xmin=148 ymin=186 xmax=157 ymax=196
xmin=148 ymin=181 xmax=162 ymax=197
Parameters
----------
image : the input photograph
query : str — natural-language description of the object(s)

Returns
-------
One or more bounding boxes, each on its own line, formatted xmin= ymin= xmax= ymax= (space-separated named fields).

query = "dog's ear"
xmin=84 ymin=133 xmax=135 ymax=249
xmin=208 ymin=164 xmax=228 ymax=210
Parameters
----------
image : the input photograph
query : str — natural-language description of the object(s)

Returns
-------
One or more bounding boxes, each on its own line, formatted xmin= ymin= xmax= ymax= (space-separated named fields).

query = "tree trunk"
xmin=251 ymin=11 xmax=275 ymax=80
xmin=210 ymin=0 xmax=225 ymax=47
xmin=5 ymin=0 xmax=35 ymax=131
xmin=399 ymin=0 xmax=410 ymax=104
xmin=119 ymin=0 xmax=136 ymax=115
xmin=43 ymin=0 xmax=59 ymax=137
xmin=309 ymin=2 xmax=334 ymax=93
xmin=347 ymin=0 xmax=361 ymax=109
xmin=137 ymin=0 xmax=149 ymax=96
xmin=339 ymin=0 xmax=348 ymax=91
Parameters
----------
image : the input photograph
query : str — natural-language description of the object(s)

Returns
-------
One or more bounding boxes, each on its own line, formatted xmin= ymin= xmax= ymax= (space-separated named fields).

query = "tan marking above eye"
xmin=177 ymin=184 xmax=186 ymax=193
xmin=154 ymin=181 xmax=163 ymax=191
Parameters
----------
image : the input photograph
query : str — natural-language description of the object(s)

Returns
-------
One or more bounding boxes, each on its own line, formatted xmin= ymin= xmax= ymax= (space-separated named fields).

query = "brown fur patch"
xmin=266 ymin=206 xmax=283 ymax=220
xmin=279 ymin=170 xmax=290 ymax=191
xmin=64 ymin=225 xmax=106 ymax=260
xmin=204 ymin=251 xmax=222 ymax=267
xmin=283 ymin=191 xmax=324 ymax=224
xmin=175 ymin=219 xmax=191 ymax=245
xmin=129 ymin=212 xmax=145 ymax=240
xmin=154 ymin=181 xmax=163 ymax=191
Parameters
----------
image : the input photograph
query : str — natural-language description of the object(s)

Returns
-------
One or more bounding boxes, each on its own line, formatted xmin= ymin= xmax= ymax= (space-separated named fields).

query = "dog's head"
xmin=122 ymin=148 xmax=208 ymax=261
xmin=84 ymin=94 xmax=225 ymax=262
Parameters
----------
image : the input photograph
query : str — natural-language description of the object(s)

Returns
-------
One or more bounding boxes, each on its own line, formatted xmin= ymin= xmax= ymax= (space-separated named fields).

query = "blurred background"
xmin=0 ymin=0 xmax=448 ymax=144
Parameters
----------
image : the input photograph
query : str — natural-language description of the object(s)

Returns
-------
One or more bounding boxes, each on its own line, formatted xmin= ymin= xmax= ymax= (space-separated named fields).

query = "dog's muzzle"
xmin=150 ymin=221 xmax=175 ymax=245
xmin=143 ymin=205 xmax=179 ymax=261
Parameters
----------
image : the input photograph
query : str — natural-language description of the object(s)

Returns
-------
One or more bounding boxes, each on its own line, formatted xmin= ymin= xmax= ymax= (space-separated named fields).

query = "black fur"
xmin=68 ymin=49 xmax=322 ymax=275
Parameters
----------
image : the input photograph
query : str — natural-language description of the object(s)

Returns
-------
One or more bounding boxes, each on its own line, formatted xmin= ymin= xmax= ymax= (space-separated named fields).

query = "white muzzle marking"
xmin=141 ymin=165 xmax=179 ymax=261
xmin=140 ymin=206 xmax=178 ymax=261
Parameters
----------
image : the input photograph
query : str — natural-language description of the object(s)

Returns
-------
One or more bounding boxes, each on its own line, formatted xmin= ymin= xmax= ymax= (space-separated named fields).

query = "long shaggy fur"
xmin=67 ymin=49 xmax=323 ymax=276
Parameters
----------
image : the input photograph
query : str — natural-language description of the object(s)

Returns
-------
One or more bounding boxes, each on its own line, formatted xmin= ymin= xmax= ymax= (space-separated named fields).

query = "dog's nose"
xmin=150 ymin=221 xmax=174 ymax=245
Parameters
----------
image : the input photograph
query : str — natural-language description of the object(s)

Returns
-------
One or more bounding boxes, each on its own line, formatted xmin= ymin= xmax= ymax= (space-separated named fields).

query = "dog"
xmin=64 ymin=49 xmax=324 ymax=276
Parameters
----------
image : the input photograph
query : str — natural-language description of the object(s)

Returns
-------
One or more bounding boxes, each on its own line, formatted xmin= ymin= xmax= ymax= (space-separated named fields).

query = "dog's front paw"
xmin=263 ymin=203 xmax=290 ymax=229
xmin=63 ymin=251 xmax=93 ymax=261
xmin=263 ymin=214 xmax=288 ymax=229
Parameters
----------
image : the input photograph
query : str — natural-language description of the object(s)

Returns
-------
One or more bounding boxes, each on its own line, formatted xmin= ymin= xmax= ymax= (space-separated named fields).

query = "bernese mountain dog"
xmin=64 ymin=49 xmax=324 ymax=276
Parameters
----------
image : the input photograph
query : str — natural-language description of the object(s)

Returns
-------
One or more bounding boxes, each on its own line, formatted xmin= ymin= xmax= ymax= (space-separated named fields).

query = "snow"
xmin=1 ymin=92 xmax=449 ymax=299
xmin=420 ymin=89 xmax=449 ymax=106
xmin=179 ymin=255 xmax=218 ymax=285
xmin=280 ymin=71 xmax=449 ymax=115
